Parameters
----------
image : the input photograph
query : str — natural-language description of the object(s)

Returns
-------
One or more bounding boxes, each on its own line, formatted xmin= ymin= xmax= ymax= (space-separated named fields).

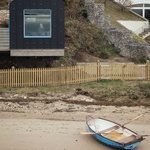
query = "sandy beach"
xmin=0 ymin=106 xmax=150 ymax=150
xmin=0 ymin=89 xmax=150 ymax=150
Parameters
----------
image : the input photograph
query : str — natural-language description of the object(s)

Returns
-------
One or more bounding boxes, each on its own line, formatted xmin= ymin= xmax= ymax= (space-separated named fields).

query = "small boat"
xmin=85 ymin=115 xmax=144 ymax=150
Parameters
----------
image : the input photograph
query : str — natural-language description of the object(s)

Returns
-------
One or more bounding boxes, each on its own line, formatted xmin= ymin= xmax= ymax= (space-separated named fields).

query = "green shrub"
xmin=128 ymin=93 xmax=139 ymax=100
xmin=144 ymin=92 xmax=150 ymax=98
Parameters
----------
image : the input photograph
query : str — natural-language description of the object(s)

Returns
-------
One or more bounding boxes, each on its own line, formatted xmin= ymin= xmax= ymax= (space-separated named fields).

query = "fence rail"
xmin=0 ymin=61 xmax=150 ymax=87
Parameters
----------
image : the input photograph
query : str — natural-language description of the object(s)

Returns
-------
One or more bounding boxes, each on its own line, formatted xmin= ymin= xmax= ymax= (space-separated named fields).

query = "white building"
xmin=131 ymin=0 xmax=150 ymax=20
xmin=115 ymin=0 xmax=150 ymax=20
xmin=114 ymin=0 xmax=150 ymax=37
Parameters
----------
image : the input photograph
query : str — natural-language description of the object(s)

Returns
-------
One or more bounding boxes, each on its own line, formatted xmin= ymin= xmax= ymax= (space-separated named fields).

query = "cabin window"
xmin=24 ymin=9 xmax=51 ymax=38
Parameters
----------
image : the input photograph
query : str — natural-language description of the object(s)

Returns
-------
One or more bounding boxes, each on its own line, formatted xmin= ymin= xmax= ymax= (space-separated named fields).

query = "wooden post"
xmin=147 ymin=60 xmax=150 ymax=81
xmin=97 ymin=60 xmax=100 ymax=81
xmin=122 ymin=64 xmax=126 ymax=80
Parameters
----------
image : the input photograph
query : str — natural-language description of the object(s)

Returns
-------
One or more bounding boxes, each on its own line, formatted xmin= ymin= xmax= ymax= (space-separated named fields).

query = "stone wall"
xmin=85 ymin=0 xmax=150 ymax=60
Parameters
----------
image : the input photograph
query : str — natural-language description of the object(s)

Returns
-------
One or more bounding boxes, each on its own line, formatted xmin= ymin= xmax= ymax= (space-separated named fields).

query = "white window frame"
xmin=132 ymin=3 xmax=150 ymax=18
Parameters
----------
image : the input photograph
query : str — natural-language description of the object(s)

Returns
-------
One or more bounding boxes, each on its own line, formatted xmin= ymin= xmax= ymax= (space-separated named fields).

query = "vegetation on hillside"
xmin=48 ymin=0 xmax=119 ymax=66
xmin=62 ymin=0 xmax=118 ymax=66
xmin=55 ymin=0 xmax=147 ymax=65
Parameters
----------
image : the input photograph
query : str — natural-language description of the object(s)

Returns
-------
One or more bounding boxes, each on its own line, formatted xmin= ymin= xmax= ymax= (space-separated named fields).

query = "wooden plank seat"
xmin=117 ymin=135 xmax=136 ymax=144
xmin=99 ymin=125 xmax=119 ymax=134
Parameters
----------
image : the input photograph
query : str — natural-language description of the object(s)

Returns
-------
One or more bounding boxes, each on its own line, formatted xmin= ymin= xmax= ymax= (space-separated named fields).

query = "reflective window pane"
xmin=145 ymin=9 xmax=150 ymax=21
xmin=145 ymin=4 xmax=150 ymax=7
xmin=132 ymin=9 xmax=143 ymax=16
xmin=24 ymin=9 xmax=51 ymax=38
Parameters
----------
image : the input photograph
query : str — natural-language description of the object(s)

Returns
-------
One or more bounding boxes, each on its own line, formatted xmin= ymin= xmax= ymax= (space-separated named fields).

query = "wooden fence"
xmin=0 ymin=60 xmax=150 ymax=87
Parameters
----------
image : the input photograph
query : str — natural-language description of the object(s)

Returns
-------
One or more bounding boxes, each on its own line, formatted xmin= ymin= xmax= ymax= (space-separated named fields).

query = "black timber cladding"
xmin=9 ymin=0 xmax=65 ymax=56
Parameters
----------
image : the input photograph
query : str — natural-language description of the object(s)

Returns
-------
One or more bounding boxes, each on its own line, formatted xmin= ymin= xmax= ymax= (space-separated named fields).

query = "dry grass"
xmin=0 ymin=17 xmax=8 ymax=27
xmin=95 ymin=0 xmax=144 ymax=25
xmin=95 ymin=0 xmax=146 ymax=43
xmin=0 ymin=80 xmax=150 ymax=106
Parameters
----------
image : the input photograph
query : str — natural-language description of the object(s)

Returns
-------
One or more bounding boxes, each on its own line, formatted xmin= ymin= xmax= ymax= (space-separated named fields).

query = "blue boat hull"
xmin=88 ymin=127 xmax=141 ymax=150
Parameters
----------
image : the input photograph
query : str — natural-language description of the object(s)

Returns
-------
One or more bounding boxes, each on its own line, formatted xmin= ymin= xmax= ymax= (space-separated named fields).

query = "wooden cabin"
xmin=9 ymin=0 xmax=65 ymax=56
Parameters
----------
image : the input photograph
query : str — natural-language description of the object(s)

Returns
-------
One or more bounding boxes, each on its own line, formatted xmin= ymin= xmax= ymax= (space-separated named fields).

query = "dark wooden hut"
xmin=9 ymin=0 xmax=65 ymax=56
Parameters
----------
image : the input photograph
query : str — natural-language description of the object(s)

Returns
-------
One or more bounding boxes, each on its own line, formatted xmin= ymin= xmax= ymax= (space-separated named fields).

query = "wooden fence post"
xmin=147 ymin=60 xmax=150 ymax=81
xmin=97 ymin=60 xmax=100 ymax=81
xmin=122 ymin=64 xmax=125 ymax=80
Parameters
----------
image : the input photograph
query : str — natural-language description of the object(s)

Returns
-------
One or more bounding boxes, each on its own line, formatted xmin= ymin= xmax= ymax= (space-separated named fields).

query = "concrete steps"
xmin=0 ymin=28 xmax=9 ymax=51
xmin=139 ymin=27 xmax=150 ymax=39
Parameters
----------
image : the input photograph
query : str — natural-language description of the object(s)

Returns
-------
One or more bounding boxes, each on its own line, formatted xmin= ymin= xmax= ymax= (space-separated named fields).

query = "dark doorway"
xmin=145 ymin=9 xmax=150 ymax=21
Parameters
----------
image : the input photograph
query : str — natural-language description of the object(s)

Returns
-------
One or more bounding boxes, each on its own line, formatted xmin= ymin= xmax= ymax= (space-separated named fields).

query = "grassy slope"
xmin=96 ymin=0 xmax=144 ymax=29
xmin=58 ymin=2 xmax=119 ymax=66
xmin=62 ymin=0 xmax=146 ymax=66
